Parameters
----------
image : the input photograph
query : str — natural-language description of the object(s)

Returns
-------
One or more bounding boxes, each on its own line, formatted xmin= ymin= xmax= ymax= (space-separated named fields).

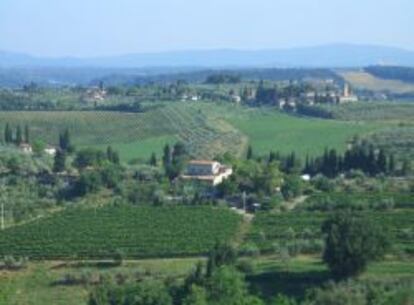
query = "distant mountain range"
xmin=1 ymin=44 xmax=414 ymax=68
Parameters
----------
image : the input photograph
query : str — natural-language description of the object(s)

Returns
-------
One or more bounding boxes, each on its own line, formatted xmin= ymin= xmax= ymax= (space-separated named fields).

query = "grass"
xmin=226 ymin=109 xmax=378 ymax=157
xmin=0 ymin=258 xmax=201 ymax=305
xmin=2 ymin=256 xmax=412 ymax=305
xmin=93 ymin=135 xmax=176 ymax=162
xmin=247 ymin=255 xmax=414 ymax=301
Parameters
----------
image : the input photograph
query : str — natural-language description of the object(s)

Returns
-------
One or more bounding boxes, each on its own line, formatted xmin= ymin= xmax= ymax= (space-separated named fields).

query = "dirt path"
xmin=285 ymin=195 xmax=309 ymax=211
xmin=232 ymin=209 xmax=255 ymax=247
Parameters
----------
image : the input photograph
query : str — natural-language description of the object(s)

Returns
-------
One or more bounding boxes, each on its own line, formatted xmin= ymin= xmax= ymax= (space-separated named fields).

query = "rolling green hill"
xmin=0 ymin=102 xmax=384 ymax=161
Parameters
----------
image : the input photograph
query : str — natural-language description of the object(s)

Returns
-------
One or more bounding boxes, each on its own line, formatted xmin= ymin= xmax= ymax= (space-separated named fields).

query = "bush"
xmin=238 ymin=243 xmax=260 ymax=257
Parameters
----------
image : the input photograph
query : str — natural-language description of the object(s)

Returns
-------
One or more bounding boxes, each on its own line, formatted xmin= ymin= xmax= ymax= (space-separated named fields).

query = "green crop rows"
xmin=246 ymin=211 xmax=414 ymax=253
xmin=0 ymin=206 xmax=242 ymax=259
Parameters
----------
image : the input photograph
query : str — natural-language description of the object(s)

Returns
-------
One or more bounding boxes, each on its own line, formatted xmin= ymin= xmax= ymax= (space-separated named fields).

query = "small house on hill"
xmin=181 ymin=160 xmax=233 ymax=186
xmin=19 ymin=143 xmax=32 ymax=154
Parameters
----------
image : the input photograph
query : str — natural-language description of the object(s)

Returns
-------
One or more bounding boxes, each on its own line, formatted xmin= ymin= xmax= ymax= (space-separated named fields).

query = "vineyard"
xmin=157 ymin=104 xmax=248 ymax=158
xmin=0 ymin=206 xmax=242 ymax=259
xmin=316 ymin=102 xmax=414 ymax=121
xmin=300 ymin=192 xmax=414 ymax=211
xmin=245 ymin=210 xmax=414 ymax=254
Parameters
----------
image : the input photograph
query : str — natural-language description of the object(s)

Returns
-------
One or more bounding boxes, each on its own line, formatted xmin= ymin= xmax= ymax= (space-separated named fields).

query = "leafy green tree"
xmin=270 ymin=295 xmax=297 ymax=305
xmin=89 ymin=281 xmax=172 ymax=305
xmin=100 ymin=164 xmax=123 ymax=188
xmin=206 ymin=242 xmax=237 ymax=278
xmin=281 ymin=175 xmax=302 ymax=200
xmin=322 ymin=211 xmax=390 ymax=280
xmin=75 ymin=171 xmax=103 ymax=196
xmin=53 ymin=150 xmax=66 ymax=173
xmin=32 ymin=139 xmax=46 ymax=155
xmin=7 ymin=157 xmax=20 ymax=174
xmin=74 ymin=148 xmax=106 ymax=170
xmin=182 ymin=285 xmax=208 ymax=305
xmin=207 ymin=266 xmax=263 ymax=305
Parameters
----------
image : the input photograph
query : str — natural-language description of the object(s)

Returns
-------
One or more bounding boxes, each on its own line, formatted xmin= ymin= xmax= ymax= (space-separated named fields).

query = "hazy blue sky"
xmin=0 ymin=0 xmax=412 ymax=57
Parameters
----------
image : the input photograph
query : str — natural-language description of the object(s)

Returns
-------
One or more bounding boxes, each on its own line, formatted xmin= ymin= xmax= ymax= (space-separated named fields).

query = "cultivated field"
xmin=340 ymin=71 xmax=414 ymax=94
xmin=0 ymin=206 xmax=242 ymax=259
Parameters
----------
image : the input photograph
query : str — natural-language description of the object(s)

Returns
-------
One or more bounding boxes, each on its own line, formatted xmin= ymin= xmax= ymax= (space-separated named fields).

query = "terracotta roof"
xmin=188 ymin=160 xmax=218 ymax=165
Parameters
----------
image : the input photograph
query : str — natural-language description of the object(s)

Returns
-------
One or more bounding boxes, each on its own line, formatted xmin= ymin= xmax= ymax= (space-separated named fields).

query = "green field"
xmin=225 ymin=109 xmax=377 ymax=157
xmin=0 ymin=206 xmax=242 ymax=259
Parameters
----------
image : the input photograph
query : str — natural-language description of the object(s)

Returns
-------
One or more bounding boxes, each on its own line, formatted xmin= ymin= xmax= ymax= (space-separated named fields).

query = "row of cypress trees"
xmin=304 ymin=146 xmax=394 ymax=178
xmin=4 ymin=123 xmax=30 ymax=145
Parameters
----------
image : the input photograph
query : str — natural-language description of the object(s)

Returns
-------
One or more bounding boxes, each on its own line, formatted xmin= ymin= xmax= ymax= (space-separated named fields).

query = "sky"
xmin=0 ymin=0 xmax=412 ymax=57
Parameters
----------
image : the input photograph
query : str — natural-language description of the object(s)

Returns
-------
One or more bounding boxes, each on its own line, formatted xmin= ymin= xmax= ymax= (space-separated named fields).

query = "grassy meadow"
xmin=1 ymin=256 xmax=413 ymax=305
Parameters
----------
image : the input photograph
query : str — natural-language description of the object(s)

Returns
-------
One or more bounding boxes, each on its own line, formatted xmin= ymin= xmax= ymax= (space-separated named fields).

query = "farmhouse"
xmin=19 ymin=143 xmax=33 ymax=154
xmin=44 ymin=146 xmax=57 ymax=156
xmin=181 ymin=160 xmax=233 ymax=186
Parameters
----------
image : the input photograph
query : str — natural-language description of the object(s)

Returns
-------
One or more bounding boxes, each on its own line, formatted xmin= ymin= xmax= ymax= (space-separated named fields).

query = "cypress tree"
xmin=377 ymin=149 xmax=387 ymax=174
xmin=53 ymin=150 xmax=66 ymax=173
xmin=24 ymin=124 xmax=30 ymax=143
xmin=367 ymin=146 xmax=377 ymax=175
xmin=246 ymin=145 xmax=253 ymax=160
xmin=59 ymin=129 xmax=73 ymax=153
xmin=388 ymin=154 xmax=395 ymax=174
xmin=149 ymin=152 xmax=157 ymax=167
xmin=106 ymin=146 xmax=114 ymax=162
xmin=15 ymin=125 xmax=23 ymax=145
xmin=162 ymin=144 xmax=171 ymax=167
xmin=4 ymin=123 xmax=12 ymax=143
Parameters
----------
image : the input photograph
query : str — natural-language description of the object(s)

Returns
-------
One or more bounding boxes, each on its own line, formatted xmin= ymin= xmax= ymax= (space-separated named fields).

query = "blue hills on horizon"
xmin=1 ymin=44 xmax=414 ymax=69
